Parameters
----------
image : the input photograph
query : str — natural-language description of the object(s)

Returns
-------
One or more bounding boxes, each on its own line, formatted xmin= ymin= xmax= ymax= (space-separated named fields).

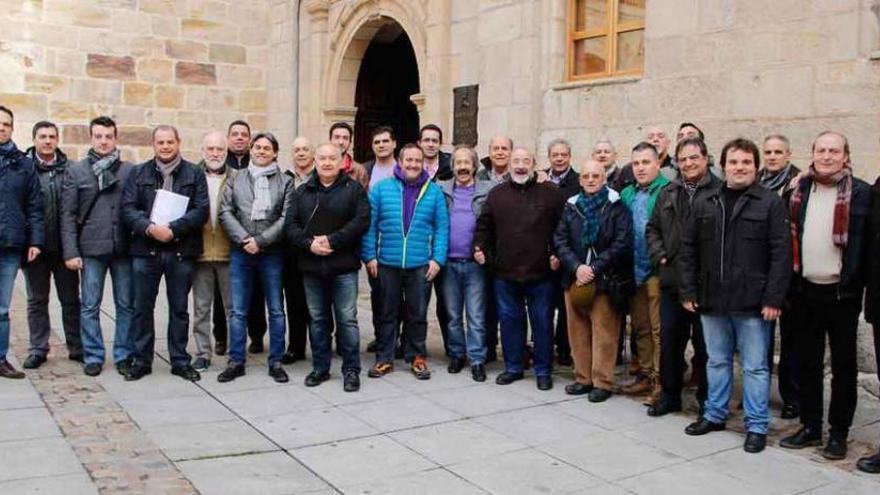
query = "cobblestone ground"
xmin=1 ymin=272 xmax=879 ymax=494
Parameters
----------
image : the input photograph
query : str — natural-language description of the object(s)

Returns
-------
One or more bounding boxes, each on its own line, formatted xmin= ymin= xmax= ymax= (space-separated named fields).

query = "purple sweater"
xmin=448 ymin=184 xmax=477 ymax=259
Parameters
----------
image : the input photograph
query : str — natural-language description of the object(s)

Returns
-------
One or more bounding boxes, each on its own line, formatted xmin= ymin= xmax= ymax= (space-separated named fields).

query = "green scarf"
xmin=620 ymin=173 xmax=670 ymax=215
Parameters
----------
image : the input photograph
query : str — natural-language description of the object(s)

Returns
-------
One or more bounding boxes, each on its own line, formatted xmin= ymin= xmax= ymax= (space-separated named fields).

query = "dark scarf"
xmin=759 ymin=163 xmax=795 ymax=192
xmin=789 ymin=163 xmax=852 ymax=272
xmin=155 ymin=154 xmax=182 ymax=191
xmin=393 ymin=164 xmax=429 ymax=234
xmin=575 ymin=186 xmax=610 ymax=249
xmin=88 ymin=148 xmax=121 ymax=191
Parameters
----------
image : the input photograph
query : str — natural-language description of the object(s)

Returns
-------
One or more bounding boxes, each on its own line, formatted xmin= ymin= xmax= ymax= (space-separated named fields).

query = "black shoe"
xmin=366 ymin=339 xmax=377 ymax=352
xmin=495 ymin=371 xmax=524 ymax=385
xmin=217 ymin=363 xmax=245 ymax=382
xmin=23 ymin=354 xmax=46 ymax=369
xmin=343 ymin=370 xmax=360 ymax=392
xmin=214 ymin=341 xmax=227 ymax=356
xmin=280 ymin=351 xmax=298 ymax=365
xmin=685 ymin=418 xmax=726 ymax=436
xmin=780 ymin=403 xmax=800 ymax=420
xmin=269 ymin=364 xmax=289 ymax=383
xmin=588 ymin=388 xmax=612 ymax=403
xmin=115 ymin=358 xmax=133 ymax=376
xmin=124 ymin=364 xmax=152 ymax=381
xmin=821 ymin=436 xmax=847 ymax=460
xmin=304 ymin=370 xmax=330 ymax=387
xmin=191 ymin=357 xmax=210 ymax=372
xmin=83 ymin=362 xmax=102 ymax=377
xmin=744 ymin=432 xmax=767 ymax=453
xmin=447 ymin=357 xmax=466 ymax=374
xmin=171 ymin=365 xmax=201 ymax=382
xmin=779 ymin=426 xmax=822 ymax=449
xmin=471 ymin=364 xmax=486 ymax=382
xmin=68 ymin=352 xmax=84 ymax=363
xmin=536 ymin=375 xmax=553 ymax=391
xmin=248 ymin=340 xmax=264 ymax=354
xmin=564 ymin=382 xmax=593 ymax=396
xmin=556 ymin=354 xmax=573 ymax=367
xmin=647 ymin=398 xmax=682 ymax=417
xmin=856 ymin=450 xmax=880 ymax=474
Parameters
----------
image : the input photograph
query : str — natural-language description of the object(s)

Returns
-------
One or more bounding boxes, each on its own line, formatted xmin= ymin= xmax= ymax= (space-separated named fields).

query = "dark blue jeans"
xmin=303 ymin=271 xmax=360 ymax=374
xmin=0 ymin=249 xmax=20 ymax=362
xmin=228 ymin=250 xmax=286 ymax=367
xmin=131 ymin=252 xmax=194 ymax=368
xmin=81 ymin=255 xmax=134 ymax=365
xmin=441 ymin=259 xmax=487 ymax=364
xmin=494 ymin=277 xmax=555 ymax=377
xmin=376 ymin=265 xmax=430 ymax=363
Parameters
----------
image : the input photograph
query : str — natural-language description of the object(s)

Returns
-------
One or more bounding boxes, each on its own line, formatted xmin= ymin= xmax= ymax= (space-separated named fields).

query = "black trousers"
xmin=796 ymin=282 xmax=861 ymax=437
xmin=213 ymin=272 xmax=267 ymax=344
xmin=658 ymin=289 xmax=707 ymax=404
xmin=433 ymin=271 xmax=450 ymax=356
xmin=552 ymin=285 xmax=571 ymax=359
xmin=768 ymin=309 xmax=801 ymax=407
xmin=283 ymin=252 xmax=309 ymax=357
xmin=23 ymin=252 xmax=82 ymax=357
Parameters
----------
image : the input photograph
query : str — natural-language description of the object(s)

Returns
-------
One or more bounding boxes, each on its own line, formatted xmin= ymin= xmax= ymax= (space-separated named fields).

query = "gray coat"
xmin=60 ymin=156 xmax=132 ymax=259
xmin=219 ymin=166 xmax=293 ymax=252
xmin=439 ymin=179 xmax=491 ymax=217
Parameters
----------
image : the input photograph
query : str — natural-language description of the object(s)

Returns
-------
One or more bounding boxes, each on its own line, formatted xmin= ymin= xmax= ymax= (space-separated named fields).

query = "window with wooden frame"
xmin=568 ymin=0 xmax=645 ymax=81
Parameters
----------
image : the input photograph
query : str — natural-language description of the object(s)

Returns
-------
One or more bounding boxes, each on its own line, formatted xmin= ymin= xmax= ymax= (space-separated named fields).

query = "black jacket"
xmin=121 ymin=158 xmax=209 ymax=258
xmin=474 ymin=176 xmax=565 ymax=282
xmin=607 ymin=163 xmax=635 ymax=192
xmin=680 ymin=184 xmax=791 ymax=315
xmin=286 ymin=173 xmax=370 ymax=277
xmin=60 ymin=153 xmax=133 ymax=259
xmin=646 ymin=173 xmax=722 ymax=291
xmin=865 ymin=178 xmax=880 ymax=323
xmin=225 ymin=152 xmax=249 ymax=170
xmin=26 ymin=147 xmax=70 ymax=254
xmin=789 ymin=175 xmax=872 ymax=302
xmin=552 ymin=167 xmax=581 ymax=201
xmin=554 ymin=191 xmax=633 ymax=291
xmin=0 ymin=144 xmax=44 ymax=250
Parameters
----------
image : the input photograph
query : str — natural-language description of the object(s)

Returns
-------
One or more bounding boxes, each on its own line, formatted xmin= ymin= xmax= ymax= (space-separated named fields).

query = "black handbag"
xmin=603 ymin=269 xmax=635 ymax=311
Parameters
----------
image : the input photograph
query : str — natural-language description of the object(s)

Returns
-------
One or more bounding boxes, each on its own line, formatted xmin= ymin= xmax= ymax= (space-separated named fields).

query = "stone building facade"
xmin=1 ymin=0 xmax=879 ymax=177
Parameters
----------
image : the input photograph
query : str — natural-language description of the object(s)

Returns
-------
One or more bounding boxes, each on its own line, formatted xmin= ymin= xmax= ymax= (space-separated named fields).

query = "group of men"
xmin=0 ymin=102 xmax=879 ymax=468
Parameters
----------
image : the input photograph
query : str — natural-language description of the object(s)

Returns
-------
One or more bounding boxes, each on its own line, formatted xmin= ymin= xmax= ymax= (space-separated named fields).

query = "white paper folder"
xmin=150 ymin=189 xmax=190 ymax=224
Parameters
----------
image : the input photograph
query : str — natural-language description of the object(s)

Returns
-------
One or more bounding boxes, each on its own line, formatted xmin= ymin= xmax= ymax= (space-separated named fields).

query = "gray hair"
xmin=592 ymin=138 xmax=616 ymax=152
xmin=452 ymin=144 xmax=479 ymax=170
xmin=763 ymin=134 xmax=790 ymax=150
xmin=546 ymin=138 xmax=571 ymax=155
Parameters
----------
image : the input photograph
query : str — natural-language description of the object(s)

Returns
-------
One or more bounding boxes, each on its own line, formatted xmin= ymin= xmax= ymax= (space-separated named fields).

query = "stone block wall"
xmin=0 ymin=0 xmax=273 ymax=163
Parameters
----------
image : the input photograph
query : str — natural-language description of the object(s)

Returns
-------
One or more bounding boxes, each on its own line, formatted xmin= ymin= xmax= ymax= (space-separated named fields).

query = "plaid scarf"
xmin=789 ymin=163 xmax=852 ymax=272
xmin=88 ymin=148 xmax=120 ymax=191
xmin=575 ymin=186 xmax=609 ymax=249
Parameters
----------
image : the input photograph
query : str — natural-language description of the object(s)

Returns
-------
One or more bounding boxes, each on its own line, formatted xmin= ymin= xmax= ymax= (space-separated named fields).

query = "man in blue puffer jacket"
xmin=0 ymin=105 xmax=45 ymax=379
xmin=362 ymin=143 xmax=449 ymax=380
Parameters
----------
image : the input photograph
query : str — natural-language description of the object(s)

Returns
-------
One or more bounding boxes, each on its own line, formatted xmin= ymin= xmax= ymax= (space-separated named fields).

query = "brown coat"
xmin=199 ymin=169 xmax=233 ymax=262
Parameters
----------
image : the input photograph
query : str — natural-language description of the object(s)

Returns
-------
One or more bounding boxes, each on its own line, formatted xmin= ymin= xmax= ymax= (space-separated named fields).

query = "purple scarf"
xmin=394 ymin=165 xmax=429 ymax=234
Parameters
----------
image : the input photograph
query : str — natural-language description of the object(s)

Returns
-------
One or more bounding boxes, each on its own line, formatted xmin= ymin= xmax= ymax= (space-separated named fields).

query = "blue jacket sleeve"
xmin=25 ymin=165 xmax=45 ymax=248
xmin=431 ymin=187 xmax=449 ymax=265
xmin=361 ymin=184 xmax=381 ymax=262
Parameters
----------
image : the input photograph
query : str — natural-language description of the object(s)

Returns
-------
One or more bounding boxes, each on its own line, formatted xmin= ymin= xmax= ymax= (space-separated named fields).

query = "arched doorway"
xmin=352 ymin=22 xmax=420 ymax=163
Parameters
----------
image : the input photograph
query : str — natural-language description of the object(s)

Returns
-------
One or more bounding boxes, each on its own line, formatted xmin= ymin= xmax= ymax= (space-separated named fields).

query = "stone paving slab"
xmin=0 ymin=472 xmax=99 ymax=495
xmin=0 ymin=437 xmax=85 ymax=482
xmin=5 ymin=272 xmax=880 ymax=494
xmin=175 ymin=451 xmax=331 ymax=495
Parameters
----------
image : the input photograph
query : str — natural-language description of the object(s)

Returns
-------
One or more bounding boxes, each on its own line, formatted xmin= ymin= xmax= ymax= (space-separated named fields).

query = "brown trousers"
xmin=565 ymin=288 xmax=622 ymax=391
xmin=629 ymin=276 xmax=661 ymax=379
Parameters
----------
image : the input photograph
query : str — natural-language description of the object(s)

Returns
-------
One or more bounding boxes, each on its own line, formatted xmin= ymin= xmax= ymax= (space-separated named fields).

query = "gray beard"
xmin=511 ymin=173 xmax=530 ymax=184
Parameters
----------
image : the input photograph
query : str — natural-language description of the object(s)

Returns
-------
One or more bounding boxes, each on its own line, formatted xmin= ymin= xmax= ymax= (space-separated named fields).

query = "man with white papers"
xmin=121 ymin=125 xmax=209 ymax=382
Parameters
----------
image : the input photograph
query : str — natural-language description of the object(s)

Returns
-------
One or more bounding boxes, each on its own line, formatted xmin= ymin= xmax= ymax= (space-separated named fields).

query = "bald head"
xmin=509 ymin=147 xmax=535 ymax=184
xmin=645 ymin=126 xmax=670 ymax=158
xmin=488 ymin=135 xmax=513 ymax=172
xmin=201 ymin=130 xmax=227 ymax=171
xmin=291 ymin=136 xmax=314 ymax=172
xmin=579 ymin=159 xmax=607 ymax=194
xmin=315 ymin=142 xmax=342 ymax=185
